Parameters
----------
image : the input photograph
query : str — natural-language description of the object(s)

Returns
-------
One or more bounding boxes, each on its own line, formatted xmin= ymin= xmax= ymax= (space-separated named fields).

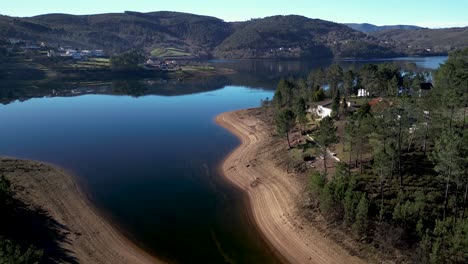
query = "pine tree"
xmin=316 ymin=117 xmax=338 ymax=173
xmin=353 ymin=193 xmax=369 ymax=234
xmin=294 ymin=97 xmax=308 ymax=133
xmin=275 ymin=109 xmax=296 ymax=149
xmin=431 ymin=130 xmax=464 ymax=219
xmin=331 ymin=90 xmax=341 ymax=118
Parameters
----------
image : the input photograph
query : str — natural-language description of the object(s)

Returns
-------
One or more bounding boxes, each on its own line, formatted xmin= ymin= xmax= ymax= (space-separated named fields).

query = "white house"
xmin=64 ymin=50 xmax=82 ymax=60
xmin=308 ymin=100 xmax=333 ymax=119
xmin=93 ymin=50 xmax=104 ymax=57
xmin=81 ymin=50 xmax=92 ymax=56
xmin=59 ymin=46 xmax=74 ymax=52
xmin=316 ymin=105 xmax=332 ymax=118
xmin=47 ymin=50 xmax=56 ymax=57
xmin=357 ymin=88 xmax=369 ymax=97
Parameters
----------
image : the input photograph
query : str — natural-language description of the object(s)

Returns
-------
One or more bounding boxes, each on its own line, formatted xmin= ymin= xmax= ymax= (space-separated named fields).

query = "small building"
xmin=47 ymin=50 xmax=56 ymax=57
xmin=59 ymin=45 xmax=74 ymax=52
xmin=317 ymin=104 xmax=332 ymax=118
xmin=93 ymin=50 xmax=104 ymax=57
xmin=72 ymin=53 xmax=82 ymax=60
xmin=346 ymin=101 xmax=357 ymax=108
xmin=357 ymin=88 xmax=369 ymax=97
xmin=9 ymin=38 xmax=22 ymax=45
xmin=308 ymin=99 xmax=333 ymax=119
xmin=81 ymin=50 xmax=93 ymax=56
xmin=64 ymin=50 xmax=82 ymax=60
xmin=146 ymin=58 xmax=160 ymax=65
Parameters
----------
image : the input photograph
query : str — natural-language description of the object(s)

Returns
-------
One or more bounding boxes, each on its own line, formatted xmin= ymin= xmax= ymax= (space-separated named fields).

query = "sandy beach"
xmin=1 ymin=158 xmax=165 ymax=264
xmin=216 ymin=109 xmax=366 ymax=264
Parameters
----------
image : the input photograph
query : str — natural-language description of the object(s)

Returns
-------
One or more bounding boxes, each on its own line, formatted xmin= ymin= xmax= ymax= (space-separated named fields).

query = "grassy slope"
xmin=150 ymin=47 xmax=192 ymax=58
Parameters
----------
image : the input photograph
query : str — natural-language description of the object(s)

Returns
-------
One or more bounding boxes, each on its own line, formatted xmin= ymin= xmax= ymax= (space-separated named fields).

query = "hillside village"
xmin=5 ymin=38 xmax=105 ymax=59
xmin=0 ymin=38 xmax=184 ymax=76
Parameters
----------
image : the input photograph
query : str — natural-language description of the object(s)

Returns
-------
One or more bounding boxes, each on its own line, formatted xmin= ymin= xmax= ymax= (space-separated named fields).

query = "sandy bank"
xmin=216 ymin=109 xmax=365 ymax=264
xmin=1 ymin=158 xmax=164 ymax=264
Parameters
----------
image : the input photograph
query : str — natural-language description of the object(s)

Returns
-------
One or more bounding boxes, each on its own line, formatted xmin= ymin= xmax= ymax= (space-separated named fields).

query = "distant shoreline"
xmin=216 ymin=108 xmax=365 ymax=264
xmin=0 ymin=58 xmax=236 ymax=82
xmin=1 ymin=157 xmax=165 ymax=264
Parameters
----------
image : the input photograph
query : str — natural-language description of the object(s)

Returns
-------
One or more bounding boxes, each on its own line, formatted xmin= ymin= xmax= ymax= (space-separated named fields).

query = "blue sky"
xmin=1 ymin=0 xmax=467 ymax=28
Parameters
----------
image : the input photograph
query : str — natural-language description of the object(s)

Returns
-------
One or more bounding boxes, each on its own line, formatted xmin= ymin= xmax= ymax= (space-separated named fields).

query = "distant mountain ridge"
xmin=0 ymin=11 xmax=400 ymax=59
xmin=344 ymin=23 xmax=424 ymax=33
xmin=369 ymin=27 xmax=468 ymax=55
xmin=0 ymin=11 xmax=466 ymax=59
xmin=214 ymin=15 xmax=398 ymax=59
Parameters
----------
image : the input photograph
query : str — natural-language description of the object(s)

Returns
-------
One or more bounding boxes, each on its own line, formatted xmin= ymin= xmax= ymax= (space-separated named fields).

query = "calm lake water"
xmin=0 ymin=56 xmax=446 ymax=264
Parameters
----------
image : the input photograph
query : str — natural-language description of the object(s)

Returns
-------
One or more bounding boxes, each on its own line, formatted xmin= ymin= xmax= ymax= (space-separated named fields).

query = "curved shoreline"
xmin=216 ymin=109 xmax=365 ymax=264
xmin=1 ymin=157 xmax=165 ymax=264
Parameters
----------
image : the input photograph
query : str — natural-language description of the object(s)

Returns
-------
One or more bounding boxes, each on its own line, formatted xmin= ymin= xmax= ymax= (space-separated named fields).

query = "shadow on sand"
xmin=0 ymin=193 xmax=78 ymax=263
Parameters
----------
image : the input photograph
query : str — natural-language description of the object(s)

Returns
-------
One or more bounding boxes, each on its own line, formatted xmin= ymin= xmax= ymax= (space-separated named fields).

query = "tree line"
xmin=268 ymin=49 xmax=467 ymax=262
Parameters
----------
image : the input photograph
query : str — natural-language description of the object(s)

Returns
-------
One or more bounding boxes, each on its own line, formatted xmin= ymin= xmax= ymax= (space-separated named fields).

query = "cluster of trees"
xmin=307 ymin=62 xmax=428 ymax=100
xmin=0 ymin=176 xmax=43 ymax=263
xmin=269 ymin=48 xmax=468 ymax=262
xmin=310 ymin=164 xmax=370 ymax=233
xmin=110 ymin=50 xmax=144 ymax=71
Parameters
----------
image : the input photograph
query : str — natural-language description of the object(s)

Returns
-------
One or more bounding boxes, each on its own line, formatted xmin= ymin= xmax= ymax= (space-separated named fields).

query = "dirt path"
xmin=216 ymin=109 xmax=365 ymax=264
xmin=2 ymin=158 xmax=164 ymax=264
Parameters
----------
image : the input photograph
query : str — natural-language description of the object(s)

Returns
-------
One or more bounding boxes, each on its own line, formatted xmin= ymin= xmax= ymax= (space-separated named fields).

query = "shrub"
xmin=309 ymin=172 xmax=325 ymax=196
xmin=0 ymin=238 xmax=43 ymax=264
xmin=320 ymin=183 xmax=336 ymax=215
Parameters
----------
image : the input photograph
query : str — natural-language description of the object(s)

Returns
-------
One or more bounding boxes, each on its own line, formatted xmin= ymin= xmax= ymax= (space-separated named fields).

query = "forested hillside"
xmin=1 ymin=11 xmax=467 ymax=59
xmin=370 ymin=27 xmax=468 ymax=55
xmin=214 ymin=15 xmax=398 ymax=59
xmin=266 ymin=48 xmax=468 ymax=262
xmin=0 ymin=11 xmax=234 ymax=58
xmin=0 ymin=12 xmax=398 ymax=59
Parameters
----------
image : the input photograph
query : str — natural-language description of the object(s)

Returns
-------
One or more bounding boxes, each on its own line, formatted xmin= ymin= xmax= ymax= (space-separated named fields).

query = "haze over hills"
xmin=344 ymin=23 xmax=424 ymax=33
xmin=0 ymin=11 xmax=467 ymax=59
xmin=369 ymin=26 xmax=468 ymax=55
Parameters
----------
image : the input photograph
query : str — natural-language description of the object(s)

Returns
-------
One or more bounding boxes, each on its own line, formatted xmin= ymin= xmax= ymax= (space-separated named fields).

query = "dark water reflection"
xmin=0 ymin=87 xmax=278 ymax=263
xmin=0 ymin=56 xmax=446 ymax=263
xmin=211 ymin=56 xmax=447 ymax=89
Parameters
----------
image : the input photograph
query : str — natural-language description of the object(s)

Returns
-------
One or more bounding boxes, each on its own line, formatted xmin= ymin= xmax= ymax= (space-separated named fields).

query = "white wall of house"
xmin=316 ymin=105 xmax=332 ymax=118
xmin=357 ymin=88 xmax=369 ymax=97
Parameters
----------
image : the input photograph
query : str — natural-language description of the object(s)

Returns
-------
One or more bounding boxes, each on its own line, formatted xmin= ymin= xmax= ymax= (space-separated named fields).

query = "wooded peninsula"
xmin=243 ymin=48 xmax=468 ymax=262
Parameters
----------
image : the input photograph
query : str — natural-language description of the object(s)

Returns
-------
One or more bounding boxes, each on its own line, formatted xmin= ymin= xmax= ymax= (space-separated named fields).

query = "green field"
xmin=151 ymin=47 xmax=192 ymax=58
xmin=67 ymin=58 xmax=111 ymax=69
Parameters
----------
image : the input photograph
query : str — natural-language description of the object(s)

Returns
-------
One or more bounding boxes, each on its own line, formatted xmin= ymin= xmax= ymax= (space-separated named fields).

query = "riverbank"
xmin=1 ymin=158 xmax=164 ymax=264
xmin=0 ymin=58 xmax=236 ymax=82
xmin=216 ymin=109 xmax=365 ymax=264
